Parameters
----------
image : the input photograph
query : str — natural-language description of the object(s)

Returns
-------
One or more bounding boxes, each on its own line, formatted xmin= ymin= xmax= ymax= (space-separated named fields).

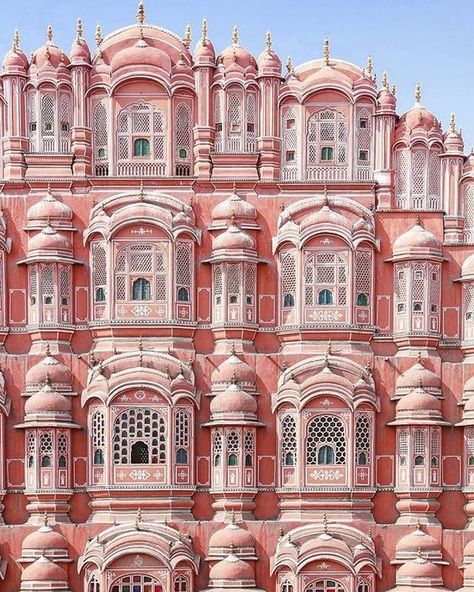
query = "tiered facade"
xmin=1 ymin=4 xmax=474 ymax=591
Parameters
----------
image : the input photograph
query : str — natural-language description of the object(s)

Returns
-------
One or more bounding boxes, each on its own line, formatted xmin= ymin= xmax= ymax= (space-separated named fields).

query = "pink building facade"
xmin=0 ymin=3 xmax=474 ymax=591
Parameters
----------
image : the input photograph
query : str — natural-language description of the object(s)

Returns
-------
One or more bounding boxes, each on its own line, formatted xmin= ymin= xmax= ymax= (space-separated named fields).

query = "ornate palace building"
xmin=0 ymin=2 xmax=474 ymax=591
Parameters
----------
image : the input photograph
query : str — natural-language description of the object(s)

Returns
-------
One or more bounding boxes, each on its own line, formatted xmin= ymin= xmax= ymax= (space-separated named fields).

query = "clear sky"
xmin=1 ymin=0 xmax=473 ymax=148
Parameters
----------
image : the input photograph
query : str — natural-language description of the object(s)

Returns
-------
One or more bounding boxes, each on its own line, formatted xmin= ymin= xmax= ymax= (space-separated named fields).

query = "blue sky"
xmin=1 ymin=0 xmax=473 ymax=148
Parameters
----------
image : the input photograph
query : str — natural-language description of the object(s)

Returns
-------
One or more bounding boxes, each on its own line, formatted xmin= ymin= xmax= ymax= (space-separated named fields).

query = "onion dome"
xmin=378 ymin=88 xmax=396 ymax=110
xmin=388 ymin=386 xmax=448 ymax=426
xmin=33 ymin=25 xmax=70 ymax=71
xmin=3 ymin=30 xmax=28 ymax=73
xmin=211 ymin=188 xmax=257 ymax=227
xmin=464 ymin=150 xmax=474 ymax=176
xmin=171 ymin=53 xmax=193 ymax=80
xmin=21 ymin=554 xmax=67 ymax=583
xmin=21 ymin=516 xmax=69 ymax=562
xmin=217 ymin=26 xmax=257 ymax=75
xmin=258 ymin=32 xmax=282 ymax=77
xmin=27 ymin=187 xmax=73 ymax=230
xmin=444 ymin=114 xmax=464 ymax=152
xmin=70 ymin=18 xmax=91 ymax=65
xmin=170 ymin=369 xmax=193 ymax=394
xmin=399 ymin=84 xmax=440 ymax=134
xmin=25 ymin=348 xmax=72 ymax=394
xmin=392 ymin=222 xmax=443 ymax=261
xmin=211 ymin=349 xmax=256 ymax=393
xmin=213 ymin=222 xmax=255 ymax=252
xmin=394 ymin=355 xmax=441 ymax=400
xmin=111 ymin=36 xmax=171 ymax=78
xmin=209 ymin=380 xmax=258 ymax=423
xmin=194 ymin=18 xmax=216 ymax=65
xmin=24 ymin=382 xmax=71 ymax=416
xmin=209 ymin=554 xmax=255 ymax=584
xmin=208 ymin=519 xmax=256 ymax=560
xmin=394 ymin=525 xmax=443 ymax=564
xmin=461 ymin=254 xmax=474 ymax=282
xmin=26 ymin=225 xmax=74 ymax=262
xmin=396 ymin=555 xmax=443 ymax=586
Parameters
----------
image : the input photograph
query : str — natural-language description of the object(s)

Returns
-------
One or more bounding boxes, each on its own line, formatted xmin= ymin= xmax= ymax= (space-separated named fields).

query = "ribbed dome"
xmin=22 ymin=523 xmax=68 ymax=553
xmin=390 ymin=386 xmax=447 ymax=426
xmin=212 ymin=191 xmax=257 ymax=223
xmin=111 ymin=38 xmax=171 ymax=75
xmin=211 ymin=353 xmax=256 ymax=389
xmin=70 ymin=34 xmax=91 ymax=64
xmin=378 ymin=89 xmax=396 ymax=109
xmin=395 ymin=527 xmax=441 ymax=558
xmin=444 ymin=130 xmax=464 ymax=153
xmin=392 ymin=223 xmax=442 ymax=259
xmin=3 ymin=47 xmax=28 ymax=71
xmin=25 ymin=353 xmax=72 ymax=392
xmin=402 ymin=106 xmax=439 ymax=133
xmin=218 ymin=42 xmax=257 ymax=72
xmin=258 ymin=41 xmax=282 ymax=76
xmin=28 ymin=225 xmax=72 ymax=254
xmin=25 ymin=383 xmax=71 ymax=415
xmin=397 ymin=556 xmax=442 ymax=580
xmin=209 ymin=522 xmax=255 ymax=549
xmin=210 ymin=382 xmax=257 ymax=416
xmin=194 ymin=39 xmax=215 ymax=63
xmin=21 ymin=555 xmax=67 ymax=582
xmin=213 ymin=224 xmax=255 ymax=251
xmin=395 ymin=357 xmax=441 ymax=398
xmin=210 ymin=554 xmax=254 ymax=580
xmin=27 ymin=189 xmax=73 ymax=226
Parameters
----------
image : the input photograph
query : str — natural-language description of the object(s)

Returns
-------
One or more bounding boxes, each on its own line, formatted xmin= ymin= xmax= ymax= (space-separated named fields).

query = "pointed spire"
xmin=201 ymin=17 xmax=208 ymax=45
xmin=323 ymin=36 xmax=330 ymax=66
xmin=366 ymin=54 xmax=373 ymax=78
xmin=415 ymin=82 xmax=422 ymax=104
xmin=139 ymin=180 xmax=145 ymax=202
xmin=323 ymin=512 xmax=329 ymax=534
xmin=76 ymin=17 xmax=84 ymax=41
xmin=137 ymin=1 xmax=145 ymax=25
xmin=382 ymin=71 xmax=388 ymax=90
xmin=265 ymin=31 xmax=272 ymax=54
xmin=46 ymin=342 xmax=51 ymax=356
xmin=417 ymin=351 xmax=422 ymax=364
xmin=135 ymin=507 xmax=142 ymax=529
xmin=183 ymin=23 xmax=192 ymax=48
xmin=138 ymin=336 xmax=144 ymax=367
xmin=450 ymin=113 xmax=456 ymax=133
xmin=45 ymin=371 xmax=51 ymax=387
xmin=12 ymin=29 xmax=20 ymax=52
xmin=286 ymin=55 xmax=295 ymax=75
xmin=232 ymin=25 xmax=239 ymax=46
xmin=43 ymin=511 xmax=49 ymax=527
xmin=46 ymin=25 xmax=54 ymax=43
xmin=391 ymin=83 xmax=396 ymax=96
xmin=95 ymin=22 xmax=103 ymax=47
xmin=231 ymin=509 xmax=236 ymax=524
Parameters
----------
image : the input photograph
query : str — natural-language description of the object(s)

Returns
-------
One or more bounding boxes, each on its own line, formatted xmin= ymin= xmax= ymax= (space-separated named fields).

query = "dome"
xmin=465 ymin=562 xmax=474 ymax=580
xmin=27 ymin=189 xmax=73 ymax=227
xmin=213 ymin=223 xmax=255 ymax=251
xmin=210 ymin=554 xmax=254 ymax=581
xmin=111 ymin=38 xmax=171 ymax=76
xmin=194 ymin=30 xmax=216 ymax=64
xmin=457 ymin=393 xmax=474 ymax=426
xmin=444 ymin=130 xmax=464 ymax=153
xmin=301 ymin=204 xmax=353 ymax=232
xmin=395 ymin=357 xmax=441 ymax=399
xmin=209 ymin=522 xmax=256 ymax=550
xmin=464 ymin=538 xmax=474 ymax=563
xmin=3 ymin=47 xmax=28 ymax=72
xmin=390 ymin=386 xmax=446 ymax=426
xmin=462 ymin=254 xmax=474 ymax=281
xmin=464 ymin=375 xmax=474 ymax=402
xmin=25 ymin=352 xmax=72 ymax=392
xmin=210 ymin=382 xmax=257 ymax=417
xmin=258 ymin=34 xmax=282 ymax=76
xmin=211 ymin=352 xmax=256 ymax=390
xmin=402 ymin=106 xmax=439 ymax=133
xmin=392 ymin=223 xmax=443 ymax=260
xmin=464 ymin=151 xmax=474 ymax=175
xmin=70 ymin=21 xmax=91 ymax=64
xmin=301 ymin=365 xmax=354 ymax=392
xmin=27 ymin=225 xmax=73 ymax=259
xmin=397 ymin=556 xmax=442 ymax=581
xmin=378 ymin=88 xmax=396 ymax=109
xmin=219 ymin=45 xmax=257 ymax=72
xmin=22 ymin=522 xmax=68 ymax=555
xmin=24 ymin=383 xmax=71 ymax=415
xmin=32 ymin=26 xmax=70 ymax=71
xmin=21 ymin=555 xmax=66 ymax=582
xmin=395 ymin=527 xmax=441 ymax=560
xmin=212 ymin=190 xmax=257 ymax=224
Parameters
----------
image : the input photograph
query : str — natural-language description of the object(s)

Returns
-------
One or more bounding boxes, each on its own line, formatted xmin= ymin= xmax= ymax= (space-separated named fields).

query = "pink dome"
xmin=213 ymin=224 xmax=255 ymax=251
xmin=397 ymin=557 xmax=442 ymax=580
xmin=211 ymin=353 xmax=256 ymax=388
xmin=302 ymin=204 xmax=353 ymax=232
xmin=402 ymin=106 xmax=439 ymax=133
xmin=212 ymin=191 xmax=257 ymax=223
xmin=3 ymin=47 xmax=28 ymax=71
xmin=210 ymin=382 xmax=257 ymax=416
xmin=218 ymin=45 xmax=257 ymax=72
xmin=465 ymin=562 xmax=474 ymax=579
xmin=209 ymin=523 xmax=256 ymax=549
xmin=70 ymin=38 xmax=91 ymax=63
xmin=172 ymin=55 xmax=193 ymax=77
xmin=194 ymin=37 xmax=215 ymax=63
xmin=22 ymin=524 xmax=68 ymax=553
xmin=28 ymin=225 xmax=72 ymax=253
xmin=170 ymin=370 xmax=192 ymax=392
xmin=25 ymin=383 xmax=71 ymax=415
xmin=462 ymin=254 xmax=474 ymax=280
xmin=27 ymin=190 xmax=73 ymax=226
xmin=444 ymin=130 xmax=464 ymax=153
xmin=111 ymin=38 xmax=171 ymax=75
xmin=21 ymin=555 xmax=67 ymax=582
xmin=302 ymin=366 xmax=353 ymax=392
xmin=33 ymin=35 xmax=70 ymax=70
xmin=464 ymin=538 xmax=474 ymax=560
xmin=210 ymin=554 xmax=254 ymax=580
xmin=396 ymin=359 xmax=441 ymax=395
xmin=378 ymin=89 xmax=396 ymax=109
xmin=25 ymin=354 xmax=72 ymax=391
xmin=392 ymin=223 xmax=442 ymax=259
xmin=397 ymin=387 xmax=441 ymax=413
xmin=395 ymin=528 xmax=441 ymax=557
xmin=258 ymin=43 xmax=282 ymax=76
xmin=464 ymin=152 xmax=474 ymax=175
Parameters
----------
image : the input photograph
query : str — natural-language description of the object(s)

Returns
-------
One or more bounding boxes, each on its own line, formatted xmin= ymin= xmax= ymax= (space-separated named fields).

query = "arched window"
xmin=306 ymin=415 xmax=346 ymax=465
xmin=91 ymin=242 xmax=107 ymax=317
xmin=318 ymin=289 xmax=333 ymax=305
xmin=175 ymin=242 xmax=193 ymax=307
xmin=282 ymin=106 xmax=298 ymax=180
xmin=93 ymin=101 xmax=109 ymax=175
xmin=113 ymin=408 xmax=166 ymax=465
xmin=132 ymin=277 xmax=151 ymax=300
xmin=117 ymin=101 xmax=166 ymax=176
xmin=174 ymin=576 xmax=188 ymax=592
xmin=92 ymin=411 xmax=105 ymax=466
xmin=40 ymin=94 xmax=55 ymax=152
xmin=356 ymin=107 xmax=372 ymax=180
xmin=227 ymin=430 xmax=240 ymax=466
xmin=42 ymin=266 xmax=54 ymax=305
xmin=175 ymin=409 xmax=190 ymax=466
xmin=176 ymin=448 xmax=188 ymax=464
xmin=174 ymin=103 xmax=192 ymax=176
xmin=59 ymin=93 xmax=71 ymax=152
xmin=88 ymin=576 xmax=100 ymax=592
xmin=305 ymin=580 xmax=345 ymax=592
xmin=304 ymin=252 xmax=348 ymax=309
xmin=281 ymin=251 xmax=297 ymax=320
xmin=355 ymin=413 xmax=372 ymax=467
xmin=395 ymin=148 xmax=409 ymax=208
xmin=281 ymin=415 xmax=297 ymax=467
xmin=40 ymin=431 xmax=53 ymax=468
xmin=245 ymin=93 xmax=257 ymax=151
xmin=281 ymin=581 xmax=294 ymax=592
xmin=306 ymin=109 xmax=348 ymax=180
xmin=111 ymin=574 xmax=162 ymax=592
xmin=228 ymin=453 xmax=238 ymax=466
xmin=213 ymin=432 xmax=223 ymax=467
xmin=413 ymin=428 xmax=426 ymax=467
xmin=27 ymin=92 xmax=38 ymax=151
xmin=41 ymin=455 xmax=51 ymax=467
xmin=227 ymin=92 xmax=242 ymax=152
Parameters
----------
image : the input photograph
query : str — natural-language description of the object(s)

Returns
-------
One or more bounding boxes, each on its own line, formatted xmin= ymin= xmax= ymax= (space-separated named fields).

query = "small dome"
xmin=211 ymin=352 xmax=256 ymax=390
xmin=395 ymin=357 xmax=441 ymax=398
xmin=111 ymin=38 xmax=171 ymax=76
xmin=171 ymin=55 xmax=193 ymax=78
xmin=28 ymin=225 xmax=73 ymax=258
xmin=257 ymin=36 xmax=282 ymax=76
xmin=210 ymin=554 xmax=254 ymax=581
xmin=210 ymin=382 xmax=257 ymax=417
xmin=22 ymin=522 xmax=68 ymax=554
xmin=25 ymin=383 xmax=71 ymax=415
xmin=212 ymin=190 xmax=257 ymax=224
xmin=464 ymin=538 xmax=474 ymax=563
xmin=21 ymin=555 xmax=67 ymax=582
xmin=27 ymin=189 xmax=73 ymax=227
xmin=392 ymin=223 xmax=442 ymax=260
xmin=301 ymin=204 xmax=353 ymax=233
xmin=395 ymin=527 xmax=441 ymax=559
xmin=378 ymin=88 xmax=396 ymax=109
xmin=402 ymin=106 xmax=439 ymax=133
xmin=213 ymin=223 xmax=255 ymax=251
xmin=209 ymin=522 xmax=256 ymax=550
xmin=301 ymin=365 xmax=353 ymax=392
xmin=170 ymin=370 xmax=192 ymax=393
xmin=391 ymin=386 xmax=446 ymax=426
xmin=397 ymin=556 xmax=442 ymax=581
xmin=218 ymin=44 xmax=257 ymax=73
xmin=464 ymin=152 xmax=474 ymax=175
xmin=3 ymin=46 xmax=28 ymax=71
xmin=25 ymin=352 xmax=72 ymax=392
xmin=33 ymin=28 xmax=70 ymax=71
xmin=70 ymin=24 xmax=91 ymax=64
xmin=445 ymin=130 xmax=464 ymax=153
xmin=462 ymin=254 xmax=474 ymax=281
xmin=194 ymin=38 xmax=215 ymax=63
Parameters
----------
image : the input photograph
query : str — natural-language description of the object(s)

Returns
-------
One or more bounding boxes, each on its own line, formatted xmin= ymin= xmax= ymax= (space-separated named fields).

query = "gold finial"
xmin=417 ymin=351 xmax=422 ymax=364
xmin=230 ymin=341 xmax=236 ymax=355
xmin=135 ymin=507 xmax=142 ymax=529
xmin=450 ymin=113 xmax=456 ymax=133
xmin=183 ymin=23 xmax=192 ymax=48
xmin=47 ymin=25 xmax=54 ymax=43
xmin=323 ymin=512 xmax=328 ymax=534
xmin=382 ymin=71 xmax=388 ymax=90
xmin=323 ymin=36 xmax=330 ymax=66
xmin=45 ymin=45 xmax=51 ymax=61
xmin=137 ymin=1 xmax=145 ymax=25
xmin=366 ymin=54 xmax=373 ymax=78
xmin=391 ymin=84 xmax=396 ymax=96
xmin=231 ymin=370 xmax=237 ymax=385
xmin=417 ymin=546 xmax=422 ymax=558
xmin=43 ymin=511 xmax=49 ymax=527
xmin=231 ymin=509 xmax=236 ymax=524
xmin=232 ymin=25 xmax=239 ymax=46
xmin=201 ymin=17 xmax=208 ymax=45
xmin=323 ymin=184 xmax=329 ymax=206
xmin=326 ymin=339 xmax=332 ymax=356
xmin=76 ymin=17 xmax=84 ymax=41
xmin=95 ymin=22 xmax=103 ymax=47
xmin=415 ymin=82 xmax=422 ymax=104
xmin=12 ymin=29 xmax=20 ymax=52
xmin=45 ymin=371 xmax=51 ymax=387
xmin=138 ymin=337 xmax=144 ymax=367
xmin=46 ymin=342 xmax=51 ymax=356
xmin=286 ymin=55 xmax=295 ymax=75
xmin=265 ymin=31 xmax=272 ymax=54
xmin=139 ymin=180 xmax=145 ymax=202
